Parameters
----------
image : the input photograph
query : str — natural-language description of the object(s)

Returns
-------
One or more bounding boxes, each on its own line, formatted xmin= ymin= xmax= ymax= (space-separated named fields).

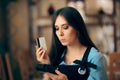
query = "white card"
xmin=37 ymin=37 xmax=47 ymax=50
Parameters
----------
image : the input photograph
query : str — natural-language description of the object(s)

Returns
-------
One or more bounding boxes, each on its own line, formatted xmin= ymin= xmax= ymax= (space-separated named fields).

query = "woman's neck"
xmin=67 ymin=42 xmax=86 ymax=55
xmin=65 ymin=43 xmax=87 ymax=65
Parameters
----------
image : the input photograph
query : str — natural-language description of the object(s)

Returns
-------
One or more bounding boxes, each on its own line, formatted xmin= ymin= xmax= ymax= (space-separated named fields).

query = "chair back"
xmin=109 ymin=53 xmax=120 ymax=80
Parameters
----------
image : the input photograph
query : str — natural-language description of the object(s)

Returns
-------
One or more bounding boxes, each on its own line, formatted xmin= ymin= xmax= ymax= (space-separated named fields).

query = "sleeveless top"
xmin=57 ymin=47 xmax=97 ymax=80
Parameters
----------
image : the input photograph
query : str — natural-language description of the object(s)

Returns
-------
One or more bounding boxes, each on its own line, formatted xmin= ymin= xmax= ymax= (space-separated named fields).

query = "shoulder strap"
xmin=81 ymin=47 xmax=91 ymax=63
xmin=74 ymin=47 xmax=97 ymax=69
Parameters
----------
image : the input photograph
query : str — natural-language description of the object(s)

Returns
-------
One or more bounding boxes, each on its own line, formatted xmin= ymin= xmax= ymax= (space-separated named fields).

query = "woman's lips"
xmin=60 ymin=39 xmax=66 ymax=42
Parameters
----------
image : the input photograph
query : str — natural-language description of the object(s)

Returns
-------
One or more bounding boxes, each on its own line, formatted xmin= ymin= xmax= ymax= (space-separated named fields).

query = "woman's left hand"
xmin=45 ymin=69 xmax=68 ymax=80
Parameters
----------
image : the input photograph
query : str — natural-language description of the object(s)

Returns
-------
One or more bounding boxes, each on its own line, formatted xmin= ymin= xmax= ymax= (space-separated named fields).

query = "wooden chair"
xmin=0 ymin=55 xmax=6 ymax=80
xmin=0 ymin=53 xmax=13 ymax=80
xmin=17 ymin=50 xmax=35 ymax=80
xmin=109 ymin=53 xmax=120 ymax=80
xmin=5 ymin=53 xmax=13 ymax=80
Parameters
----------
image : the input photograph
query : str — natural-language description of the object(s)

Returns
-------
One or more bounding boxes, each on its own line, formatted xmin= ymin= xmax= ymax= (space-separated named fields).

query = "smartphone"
xmin=36 ymin=37 xmax=47 ymax=50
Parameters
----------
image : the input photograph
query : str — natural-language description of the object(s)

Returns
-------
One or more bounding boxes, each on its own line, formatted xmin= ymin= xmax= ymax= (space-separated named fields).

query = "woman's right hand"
xmin=35 ymin=46 xmax=50 ymax=64
xmin=45 ymin=70 xmax=68 ymax=80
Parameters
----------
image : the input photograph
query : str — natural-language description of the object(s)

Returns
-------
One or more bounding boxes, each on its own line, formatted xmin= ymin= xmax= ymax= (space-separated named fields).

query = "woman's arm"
xmin=88 ymin=52 xmax=109 ymax=80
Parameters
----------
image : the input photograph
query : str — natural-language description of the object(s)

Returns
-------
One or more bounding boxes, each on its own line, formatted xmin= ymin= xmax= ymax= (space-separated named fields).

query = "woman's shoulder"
xmin=88 ymin=47 xmax=105 ymax=62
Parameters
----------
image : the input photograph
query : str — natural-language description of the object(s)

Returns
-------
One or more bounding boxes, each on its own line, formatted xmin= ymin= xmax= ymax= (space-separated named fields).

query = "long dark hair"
xmin=49 ymin=7 xmax=97 ymax=66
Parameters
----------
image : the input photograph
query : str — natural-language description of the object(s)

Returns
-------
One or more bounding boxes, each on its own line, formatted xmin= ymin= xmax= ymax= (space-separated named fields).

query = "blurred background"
xmin=0 ymin=0 xmax=120 ymax=80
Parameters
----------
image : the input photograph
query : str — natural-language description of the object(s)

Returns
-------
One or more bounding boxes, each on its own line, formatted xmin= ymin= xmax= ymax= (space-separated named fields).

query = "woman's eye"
xmin=55 ymin=27 xmax=59 ymax=31
xmin=63 ymin=25 xmax=69 ymax=29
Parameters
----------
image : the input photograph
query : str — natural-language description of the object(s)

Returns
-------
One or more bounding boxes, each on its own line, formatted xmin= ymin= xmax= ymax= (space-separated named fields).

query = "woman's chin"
xmin=61 ymin=43 xmax=68 ymax=46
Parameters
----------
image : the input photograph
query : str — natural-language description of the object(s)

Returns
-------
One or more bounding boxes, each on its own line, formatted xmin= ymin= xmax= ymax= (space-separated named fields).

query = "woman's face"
xmin=55 ymin=15 xmax=78 ymax=46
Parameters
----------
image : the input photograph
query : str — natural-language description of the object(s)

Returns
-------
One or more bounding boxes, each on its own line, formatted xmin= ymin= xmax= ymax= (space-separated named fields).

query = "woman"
xmin=36 ymin=7 xmax=108 ymax=80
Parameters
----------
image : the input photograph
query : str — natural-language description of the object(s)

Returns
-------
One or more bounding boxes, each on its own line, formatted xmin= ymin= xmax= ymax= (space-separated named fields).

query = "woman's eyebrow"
xmin=55 ymin=23 xmax=66 ymax=27
xmin=55 ymin=23 xmax=69 ymax=28
xmin=61 ymin=23 xmax=69 ymax=26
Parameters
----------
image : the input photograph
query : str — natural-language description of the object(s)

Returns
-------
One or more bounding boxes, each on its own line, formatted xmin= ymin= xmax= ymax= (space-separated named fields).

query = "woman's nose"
xmin=59 ymin=29 xmax=64 ymax=36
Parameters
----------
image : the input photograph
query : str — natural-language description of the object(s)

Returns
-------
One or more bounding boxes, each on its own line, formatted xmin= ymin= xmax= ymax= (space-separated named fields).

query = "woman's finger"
xmin=55 ymin=69 xmax=62 ymax=75
xmin=36 ymin=47 xmax=43 ymax=56
xmin=45 ymin=72 xmax=58 ymax=80
xmin=40 ymin=50 xmax=46 ymax=58
xmin=55 ymin=70 xmax=68 ymax=80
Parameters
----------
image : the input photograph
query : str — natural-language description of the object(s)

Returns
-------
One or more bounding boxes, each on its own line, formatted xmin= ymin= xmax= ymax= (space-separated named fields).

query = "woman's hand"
xmin=35 ymin=46 xmax=50 ymax=64
xmin=45 ymin=70 xmax=68 ymax=80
